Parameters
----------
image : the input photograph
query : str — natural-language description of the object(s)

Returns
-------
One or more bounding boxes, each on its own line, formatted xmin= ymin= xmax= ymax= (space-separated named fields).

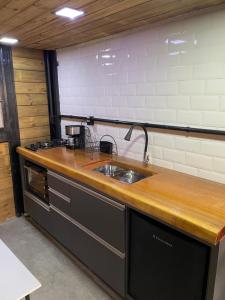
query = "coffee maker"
xmin=65 ymin=125 xmax=85 ymax=149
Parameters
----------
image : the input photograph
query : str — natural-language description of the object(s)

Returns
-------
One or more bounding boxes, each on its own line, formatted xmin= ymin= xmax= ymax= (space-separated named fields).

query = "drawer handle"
xmin=24 ymin=191 xmax=50 ymax=212
xmin=49 ymin=187 xmax=71 ymax=204
xmin=48 ymin=171 xmax=125 ymax=211
xmin=73 ymin=182 xmax=125 ymax=211
xmin=50 ymin=204 xmax=125 ymax=259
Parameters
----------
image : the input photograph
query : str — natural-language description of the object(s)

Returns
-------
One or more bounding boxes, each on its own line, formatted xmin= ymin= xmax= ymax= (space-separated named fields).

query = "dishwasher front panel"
xmin=128 ymin=210 xmax=210 ymax=300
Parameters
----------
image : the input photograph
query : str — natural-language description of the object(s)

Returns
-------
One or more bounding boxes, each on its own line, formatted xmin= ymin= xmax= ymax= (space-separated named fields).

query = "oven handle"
xmin=24 ymin=165 xmax=46 ymax=177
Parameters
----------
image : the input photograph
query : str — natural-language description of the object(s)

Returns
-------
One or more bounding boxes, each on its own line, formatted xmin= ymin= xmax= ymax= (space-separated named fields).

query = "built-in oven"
xmin=24 ymin=161 xmax=49 ymax=205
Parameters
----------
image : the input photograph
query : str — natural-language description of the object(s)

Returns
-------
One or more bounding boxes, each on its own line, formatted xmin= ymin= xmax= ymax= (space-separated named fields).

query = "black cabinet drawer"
xmin=24 ymin=192 xmax=52 ymax=234
xmin=50 ymin=205 xmax=125 ymax=297
xmin=69 ymin=182 xmax=126 ymax=253
xmin=48 ymin=171 xmax=126 ymax=252
xmin=49 ymin=188 xmax=71 ymax=216
xmin=48 ymin=171 xmax=71 ymax=198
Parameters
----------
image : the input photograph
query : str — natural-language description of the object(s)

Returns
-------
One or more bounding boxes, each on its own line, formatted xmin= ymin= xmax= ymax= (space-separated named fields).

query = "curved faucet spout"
xmin=124 ymin=124 xmax=149 ymax=165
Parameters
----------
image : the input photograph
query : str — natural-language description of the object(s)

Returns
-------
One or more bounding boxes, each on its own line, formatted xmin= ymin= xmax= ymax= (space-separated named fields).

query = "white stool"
xmin=0 ymin=239 xmax=41 ymax=300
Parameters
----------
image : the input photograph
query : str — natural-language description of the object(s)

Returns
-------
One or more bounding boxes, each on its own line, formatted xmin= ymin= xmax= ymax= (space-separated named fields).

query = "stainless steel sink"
xmin=93 ymin=163 xmax=149 ymax=184
xmin=93 ymin=164 xmax=124 ymax=177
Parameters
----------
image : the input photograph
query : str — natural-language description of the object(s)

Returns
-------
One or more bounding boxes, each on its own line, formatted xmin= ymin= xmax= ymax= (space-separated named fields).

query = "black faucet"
xmin=124 ymin=124 xmax=149 ymax=165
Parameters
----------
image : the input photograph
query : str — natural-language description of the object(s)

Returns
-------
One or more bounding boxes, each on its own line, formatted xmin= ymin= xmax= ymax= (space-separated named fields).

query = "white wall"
xmin=57 ymin=9 xmax=225 ymax=184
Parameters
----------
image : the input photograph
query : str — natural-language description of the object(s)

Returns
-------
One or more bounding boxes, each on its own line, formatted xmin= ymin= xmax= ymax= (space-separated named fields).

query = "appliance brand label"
xmin=153 ymin=234 xmax=173 ymax=248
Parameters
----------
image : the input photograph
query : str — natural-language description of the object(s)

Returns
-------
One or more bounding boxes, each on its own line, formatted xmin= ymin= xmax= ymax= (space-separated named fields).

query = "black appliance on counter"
xmin=65 ymin=125 xmax=85 ymax=150
xmin=128 ymin=210 xmax=209 ymax=300
xmin=24 ymin=161 xmax=49 ymax=205
xmin=100 ymin=141 xmax=113 ymax=154
xmin=25 ymin=139 xmax=67 ymax=152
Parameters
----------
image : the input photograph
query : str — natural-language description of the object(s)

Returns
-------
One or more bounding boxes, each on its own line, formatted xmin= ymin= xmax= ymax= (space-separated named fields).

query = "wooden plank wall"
xmin=12 ymin=47 xmax=50 ymax=146
xmin=0 ymin=143 xmax=15 ymax=222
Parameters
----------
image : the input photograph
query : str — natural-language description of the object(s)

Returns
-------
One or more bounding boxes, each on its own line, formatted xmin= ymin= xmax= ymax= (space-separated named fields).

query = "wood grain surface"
xmin=0 ymin=143 xmax=15 ymax=223
xmin=12 ymin=47 xmax=50 ymax=146
xmin=0 ymin=0 xmax=224 ymax=49
xmin=17 ymin=146 xmax=225 ymax=245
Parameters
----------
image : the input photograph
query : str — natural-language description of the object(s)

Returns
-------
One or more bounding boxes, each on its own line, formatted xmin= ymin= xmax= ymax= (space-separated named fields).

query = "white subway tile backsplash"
xmin=118 ymin=108 xmax=136 ymax=120
xmin=120 ymin=84 xmax=136 ymax=96
xmin=206 ymin=79 xmax=225 ymax=94
xmin=154 ymin=109 xmax=177 ymax=123
xmin=179 ymin=80 xmax=205 ymax=95
xmin=200 ymin=140 xmax=225 ymax=159
xmin=105 ymin=86 xmax=120 ymax=96
xmin=210 ymin=45 xmax=225 ymax=62
xmin=175 ymin=137 xmax=201 ymax=153
xmin=153 ymin=134 xmax=175 ymax=148
xmin=151 ymin=158 xmax=174 ymax=169
xmin=156 ymin=82 xmax=178 ymax=95
xmin=127 ymin=96 xmax=145 ymax=108
xmin=136 ymin=83 xmax=155 ymax=95
xmin=197 ymin=169 xmax=225 ymax=185
xmin=146 ymin=96 xmax=167 ymax=108
xmin=180 ymin=48 xmax=209 ymax=65
xmin=151 ymin=146 xmax=163 ymax=159
xmin=167 ymin=96 xmax=190 ymax=109
xmin=58 ymin=9 xmax=225 ymax=184
xmin=168 ymin=66 xmax=193 ymax=81
xmin=96 ymin=97 xmax=112 ymax=106
xmin=213 ymin=158 xmax=225 ymax=175
xmin=186 ymin=153 xmax=213 ymax=170
xmin=135 ymin=109 xmax=153 ymax=122
xmin=193 ymin=63 xmax=225 ymax=79
xmin=163 ymin=148 xmax=186 ymax=164
xmin=202 ymin=112 xmax=225 ymax=127
xmin=177 ymin=110 xmax=202 ymax=126
xmin=173 ymin=163 xmax=198 ymax=176
xmin=146 ymin=68 xmax=167 ymax=81
xmin=112 ymin=96 xmax=127 ymax=107
xmin=128 ymin=69 xmax=146 ymax=83
xmin=190 ymin=96 xmax=219 ymax=111
xmin=220 ymin=97 xmax=225 ymax=111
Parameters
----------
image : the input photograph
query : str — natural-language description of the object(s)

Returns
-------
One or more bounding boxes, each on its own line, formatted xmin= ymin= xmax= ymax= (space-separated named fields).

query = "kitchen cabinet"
xmin=24 ymin=192 xmax=52 ymax=234
xmin=48 ymin=170 xmax=126 ymax=252
xmin=19 ymin=155 xmax=225 ymax=300
xmin=47 ymin=170 xmax=126 ymax=296
xmin=128 ymin=210 xmax=210 ymax=300
xmin=50 ymin=205 xmax=125 ymax=296
xmin=20 ymin=160 xmax=126 ymax=297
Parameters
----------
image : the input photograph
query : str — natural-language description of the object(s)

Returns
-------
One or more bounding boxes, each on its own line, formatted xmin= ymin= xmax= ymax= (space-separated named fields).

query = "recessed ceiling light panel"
xmin=0 ymin=37 xmax=18 ymax=45
xmin=55 ymin=7 xmax=84 ymax=19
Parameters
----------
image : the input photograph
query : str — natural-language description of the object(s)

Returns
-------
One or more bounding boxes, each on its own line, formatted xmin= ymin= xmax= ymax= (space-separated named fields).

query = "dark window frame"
xmin=0 ymin=51 xmax=7 ymax=141
xmin=44 ymin=50 xmax=61 ymax=140
xmin=0 ymin=45 xmax=23 ymax=215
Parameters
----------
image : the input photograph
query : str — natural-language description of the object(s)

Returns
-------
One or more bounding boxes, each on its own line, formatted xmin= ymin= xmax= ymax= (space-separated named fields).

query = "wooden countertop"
xmin=17 ymin=146 xmax=225 ymax=245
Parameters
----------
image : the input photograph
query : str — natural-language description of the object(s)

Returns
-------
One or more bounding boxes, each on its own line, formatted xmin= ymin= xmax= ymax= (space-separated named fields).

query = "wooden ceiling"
xmin=0 ymin=0 xmax=224 ymax=50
